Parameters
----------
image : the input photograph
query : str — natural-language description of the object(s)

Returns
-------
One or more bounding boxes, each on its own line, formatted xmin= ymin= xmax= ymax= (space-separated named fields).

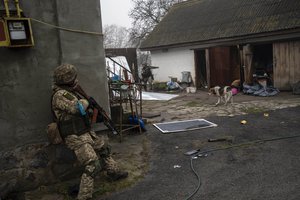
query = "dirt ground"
xmin=141 ymin=90 xmax=300 ymax=123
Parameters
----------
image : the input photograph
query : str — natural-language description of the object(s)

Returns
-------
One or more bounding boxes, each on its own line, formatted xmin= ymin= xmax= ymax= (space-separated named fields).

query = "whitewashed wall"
xmin=150 ymin=47 xmax=195 ymax=82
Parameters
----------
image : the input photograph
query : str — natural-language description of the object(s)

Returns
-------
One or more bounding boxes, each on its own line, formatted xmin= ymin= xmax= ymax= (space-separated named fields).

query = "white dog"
xmin=208 ymin=86 xmax=233 ymax=106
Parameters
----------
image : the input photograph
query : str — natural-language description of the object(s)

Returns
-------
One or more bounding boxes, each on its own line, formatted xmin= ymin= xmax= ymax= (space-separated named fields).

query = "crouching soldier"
xmin=52 ymin=63 xmax=128 ymax=200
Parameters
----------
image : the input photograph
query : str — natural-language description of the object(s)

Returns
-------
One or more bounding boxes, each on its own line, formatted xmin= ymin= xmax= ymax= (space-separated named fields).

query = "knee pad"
xmin=85 ymin=160 xmax=102 ymax=178
xmin=98 ymin=144 xmax=111 ymax=158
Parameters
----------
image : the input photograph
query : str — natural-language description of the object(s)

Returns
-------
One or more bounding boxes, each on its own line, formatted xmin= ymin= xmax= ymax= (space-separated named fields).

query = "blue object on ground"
xmin=243 ymin=83 xmax=279 ymax=97
xmin=129 ymin=115 xmax=146 ymax=131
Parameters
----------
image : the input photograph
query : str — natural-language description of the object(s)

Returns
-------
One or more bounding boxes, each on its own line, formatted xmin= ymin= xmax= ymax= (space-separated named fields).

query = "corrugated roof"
xmin=140 ymin=0 xmax=300 ymax=49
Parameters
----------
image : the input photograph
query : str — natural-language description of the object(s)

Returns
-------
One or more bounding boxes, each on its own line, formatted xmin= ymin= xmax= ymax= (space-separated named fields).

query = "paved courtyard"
xmin=102 ymin=92 xmax=300 ymax=200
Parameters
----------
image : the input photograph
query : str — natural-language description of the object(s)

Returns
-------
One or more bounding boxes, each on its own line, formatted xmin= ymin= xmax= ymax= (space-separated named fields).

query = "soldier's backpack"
xmin=46 ymin=122 xmax=63 ymax=144
xmin=46 ymin=91 xmax=63 ymax=144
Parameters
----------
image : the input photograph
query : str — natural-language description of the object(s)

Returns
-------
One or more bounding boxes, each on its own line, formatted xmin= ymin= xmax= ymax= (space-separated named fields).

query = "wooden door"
xmin=209 ymin=47 xmax=239 ymax=87
xmin=273 ymin=41 xmax=300 ymax=90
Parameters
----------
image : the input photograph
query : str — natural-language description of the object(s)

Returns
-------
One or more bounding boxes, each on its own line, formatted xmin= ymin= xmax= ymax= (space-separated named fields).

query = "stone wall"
xmin=0 ymin=143 xmax=79 ymax=199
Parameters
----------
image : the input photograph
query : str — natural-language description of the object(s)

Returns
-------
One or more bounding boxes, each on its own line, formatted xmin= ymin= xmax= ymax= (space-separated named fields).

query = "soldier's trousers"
xmin=65 ymin=131 xmax=118 ymax=200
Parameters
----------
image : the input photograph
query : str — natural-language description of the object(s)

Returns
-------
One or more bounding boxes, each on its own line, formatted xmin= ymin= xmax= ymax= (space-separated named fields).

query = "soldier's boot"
xmin=104 ymin=156 xmax=128 ymax=181
xmin=107 ymin=170 xmax=128 ymax=181
xmin=97 ymin=146 xmax=128 ymax=181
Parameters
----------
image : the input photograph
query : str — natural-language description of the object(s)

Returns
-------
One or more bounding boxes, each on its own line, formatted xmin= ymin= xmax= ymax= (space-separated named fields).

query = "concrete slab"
xmin=141 ymin=91 xmax=179 ymax=100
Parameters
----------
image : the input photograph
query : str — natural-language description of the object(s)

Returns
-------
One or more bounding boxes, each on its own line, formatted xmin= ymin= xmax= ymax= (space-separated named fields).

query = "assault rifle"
xmin=73 ymin=84 xmax=119 ymax=135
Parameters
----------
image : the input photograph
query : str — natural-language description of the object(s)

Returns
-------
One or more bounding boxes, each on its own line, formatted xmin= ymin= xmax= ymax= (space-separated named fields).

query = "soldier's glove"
xmin=79 ymin=99 xmax=89 ymax=110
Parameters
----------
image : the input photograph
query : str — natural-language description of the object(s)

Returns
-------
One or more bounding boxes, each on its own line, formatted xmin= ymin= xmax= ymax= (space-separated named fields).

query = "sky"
xmin=100 ymin=0 xmax=133 ymax=28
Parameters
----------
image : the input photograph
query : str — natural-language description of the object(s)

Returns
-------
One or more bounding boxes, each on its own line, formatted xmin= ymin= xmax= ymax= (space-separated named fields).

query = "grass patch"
xmin=241 ymin=106 xmax=266 ymax=114
xmin=24 ymin=135 xmax=151 ymax=200
xmin=152 ymin=82 xmax=167 ymax=91
xmin=185 ymin=101 xmax=202 ymax=107
xmin=93 ymin=135 xmax=151 ymax=198
xmin=93 ymin=173 xmax=145 ymax=196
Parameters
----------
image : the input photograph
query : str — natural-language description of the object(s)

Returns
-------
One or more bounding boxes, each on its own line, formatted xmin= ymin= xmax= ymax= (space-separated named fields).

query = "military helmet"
xmin=53 ymin=63 xmax=77 ymax=85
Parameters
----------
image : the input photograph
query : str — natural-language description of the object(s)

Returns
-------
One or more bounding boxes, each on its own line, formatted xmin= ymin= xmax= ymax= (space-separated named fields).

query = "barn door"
xmin=209 ymin=46 xmax=239 ymax=87
xmin=273 ymin=41 xmax=300 ymax=90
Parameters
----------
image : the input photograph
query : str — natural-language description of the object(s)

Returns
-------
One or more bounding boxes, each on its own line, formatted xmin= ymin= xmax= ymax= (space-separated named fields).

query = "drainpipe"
xmin=4 ymin=0 xmax=10 ymax=17
xmin=14 ymin=0 xmax=22 ymax=17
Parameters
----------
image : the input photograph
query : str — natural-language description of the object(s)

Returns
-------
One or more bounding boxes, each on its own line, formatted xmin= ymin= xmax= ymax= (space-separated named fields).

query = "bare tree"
xmin=129 ymin=0 xmax=185 ymax=47
xmin=103 ymin=24 xmax=132 ymax=48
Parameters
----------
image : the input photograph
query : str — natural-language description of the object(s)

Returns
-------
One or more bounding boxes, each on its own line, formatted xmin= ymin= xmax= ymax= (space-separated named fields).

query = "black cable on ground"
xmin=183 ymin=157 xmax=201 ymax=200
xmin=184 ymin=134 xmax=300 ymax=200
xmin=197 ymin=134 xmax=300 ymax=156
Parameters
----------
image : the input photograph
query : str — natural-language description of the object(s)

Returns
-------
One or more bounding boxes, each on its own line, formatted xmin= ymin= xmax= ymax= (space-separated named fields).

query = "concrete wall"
xmin=151 ymin=47 xmax=195 ymax=83
xmin=0 ymin=0 xmax=109 ymax=150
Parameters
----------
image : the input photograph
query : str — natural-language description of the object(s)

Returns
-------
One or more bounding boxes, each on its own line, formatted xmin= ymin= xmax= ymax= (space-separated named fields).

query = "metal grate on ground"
xmin=153 ymin=119 xmax=217 ymax=134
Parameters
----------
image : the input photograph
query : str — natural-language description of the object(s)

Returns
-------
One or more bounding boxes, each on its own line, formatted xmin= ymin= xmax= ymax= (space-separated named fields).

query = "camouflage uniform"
xmin=52 ymin=64 xmax=126 ymax=200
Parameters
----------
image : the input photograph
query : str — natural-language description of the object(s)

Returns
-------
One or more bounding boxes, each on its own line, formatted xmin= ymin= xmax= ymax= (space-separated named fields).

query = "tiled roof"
xmin=140 ymin=0 xmax=300 ymax=49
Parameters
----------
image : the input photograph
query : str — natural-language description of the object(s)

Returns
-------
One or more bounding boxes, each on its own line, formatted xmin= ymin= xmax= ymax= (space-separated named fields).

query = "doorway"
xmin=252 ymin=44 xmax=273 ymax=85
xmin=194 ymin=49 xmax=207 ymax=88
